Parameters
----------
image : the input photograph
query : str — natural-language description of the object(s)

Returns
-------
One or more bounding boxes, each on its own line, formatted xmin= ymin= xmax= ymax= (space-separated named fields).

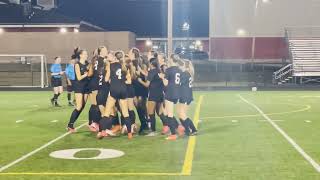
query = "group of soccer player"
xmin=50 ymin=46 xmax=197 ymax=140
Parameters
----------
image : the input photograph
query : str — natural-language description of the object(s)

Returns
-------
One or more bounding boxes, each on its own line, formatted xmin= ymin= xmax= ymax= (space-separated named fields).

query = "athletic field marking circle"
xmin=49 ymin=148 xmax=124 ymax=160
xmin=202 ymin=103 xmax=311 ymax=120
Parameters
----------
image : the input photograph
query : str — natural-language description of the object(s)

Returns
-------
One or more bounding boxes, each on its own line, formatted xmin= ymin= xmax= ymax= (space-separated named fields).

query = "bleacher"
xmin=274 ymin=27 xmax=320 ymax=85
xmin=290 ymin=38 xmax=320 ymax=76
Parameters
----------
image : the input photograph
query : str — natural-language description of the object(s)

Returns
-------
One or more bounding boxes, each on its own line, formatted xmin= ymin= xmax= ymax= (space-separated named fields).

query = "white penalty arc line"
xmin=238 ymin=95 xmax=320 ymax=173
xmin=0 ymin=123 xmax=87 ymax=173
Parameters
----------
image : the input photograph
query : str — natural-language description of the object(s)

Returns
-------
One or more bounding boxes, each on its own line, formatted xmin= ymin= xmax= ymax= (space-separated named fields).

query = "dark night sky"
xmin=58 ymin=0 xmax=209 ymax=37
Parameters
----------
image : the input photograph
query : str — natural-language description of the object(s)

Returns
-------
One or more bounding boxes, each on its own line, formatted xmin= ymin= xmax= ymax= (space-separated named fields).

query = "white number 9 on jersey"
xmin=175 ymin=73 xmax=180 ymax=85
xmin=116 ymin=69 xmax=122 ymax=80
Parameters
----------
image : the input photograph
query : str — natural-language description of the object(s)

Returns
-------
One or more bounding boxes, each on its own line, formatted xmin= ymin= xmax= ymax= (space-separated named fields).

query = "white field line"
xmin=238 ymin=94 xmax=320 ymax=173
xmin=15 ymin=120 xmax=24 ymax=123
xmin=0 ymin=123 xmax=87 ymax=172
xmin=259 ymin=120 xmax=284 ymax=122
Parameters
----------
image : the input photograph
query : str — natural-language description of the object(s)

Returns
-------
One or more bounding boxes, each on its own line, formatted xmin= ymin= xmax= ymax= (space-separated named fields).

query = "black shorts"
xmin=165 ymin=97 xmax=179 ymax=104
xmin=165 ymin=92 xmax=179 ymax=104
xmin=51 ymin=77 xmax=62 ymax=87
xmin=179 ymin=97 xmax=193 ymax=105
xmin=66 ymin=80 xmax=76 ymax=92
xmin=148 ymin=89 xmax=164 ymax=103
xmin=110 ymin=84 xmax=127 ymax=100
xmin=88 ymin=78 xmax=99 ymax=93
xmin=73 ymin=81 xmax=90 ymax=94
xmin=127 ymin=84 xmax=135 ymax=98
xmin=97 ymin=86 xmax=110 ymax=106
xmin=133 ymin=81 xmax=148 ymax=98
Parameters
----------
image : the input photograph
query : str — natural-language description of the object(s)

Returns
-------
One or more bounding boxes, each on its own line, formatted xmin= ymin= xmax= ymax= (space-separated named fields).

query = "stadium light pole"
xmin=168 ymin=0 xmax=173 ymax=57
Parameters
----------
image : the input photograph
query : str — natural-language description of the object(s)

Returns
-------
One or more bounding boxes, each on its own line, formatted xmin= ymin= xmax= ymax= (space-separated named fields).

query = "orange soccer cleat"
xmin=161 ymin=126 xmax=170 ymax=135
xmin=177 ymin=125 xmax=185 ymax=137
xmin=165 ymin=134 xmax=177 ymax=141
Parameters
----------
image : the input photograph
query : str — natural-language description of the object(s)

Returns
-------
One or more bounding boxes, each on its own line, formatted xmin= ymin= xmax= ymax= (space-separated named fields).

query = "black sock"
xmin=168 ymin=117 xmax=176 ymax=135
xmin=67 ymin=93 xmax=71 ymax=102
xmin=159 ymin=114 xmax=168 ymax=126
xmin=112 ymin=113 xmax=120 ymax=126
xmin=57 ymin=93 xmax=61 ymax=99
xmin=137 ymin=108 xmax=147 ymax=132
xmin=120 ymin=115 xmax=125 ymax=126
xmin=53 ymin=94 xmax=59 ymax=101
xmin=88 ymin=105 xmax=96 ymax=125
xmin=124 ymin=117 xmax=132 ymax=133
xmin=173 ymin=117 xmax=179 ymax=129
xmin=186 ymin=118 xmax=197 ymax=133
xmin=180 ymin=119 xmax=190 ymax=135
xmin=68 ymin=109 xmax=81 ymax=128
xmin=93 ymin=105 xmax=101 ymax=124
xmin=129 ymin=110 xmax=136 ymax=124
xmin=149 ymin=114 xmax=156 ymax=132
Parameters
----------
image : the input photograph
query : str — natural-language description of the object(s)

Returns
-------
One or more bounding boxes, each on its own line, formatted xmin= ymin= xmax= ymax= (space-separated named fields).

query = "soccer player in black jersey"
xmin=124 ymin=54 xmax=138 ymax=134
xmin=159 ymin=54 xmax=185 ymax=140
xmin=177 ymin=60 xmax=197 ymax=136
xmin=88 ymin=46 xmax=109 ymax=132
xmin=67 ymin=50 xmax=90 ymax=133
xmin=98 ymin=51 xmax=133 ymax=139
xmin=130 ymin=48 xmax=148 ymax=134
xmin=138 ymin=57 xmax=165 ymax=136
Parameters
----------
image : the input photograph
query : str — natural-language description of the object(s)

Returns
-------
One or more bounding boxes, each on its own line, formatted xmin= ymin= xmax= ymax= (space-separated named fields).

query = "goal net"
xmin=0 ymin=54 xmax=48 ymax=88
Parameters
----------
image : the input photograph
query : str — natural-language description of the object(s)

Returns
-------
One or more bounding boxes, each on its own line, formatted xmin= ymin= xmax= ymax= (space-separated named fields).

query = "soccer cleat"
xmin=161 ymin=126 xmax=170 ymax=135
xmin=96 ymin=131 xmax=108 ymax=139
xmin=67 ymin=127 xmax=76 ymax=133
xmin=92 ymin=123 xmax=100 ymax=132
xmin=68 ymin=102 xmax=74 ymax=107
xmin=165 ymin=134 xmax=177 ymax=141
xmin=128 ymin=133 xmax=133 ymax=139
xmin=145 ymin=131 xmax=158 ymax=137
xmin=88 ymin=124 xmax=98 ymax=133
xmin=121 ymin=125 xmax=128 ymax=134
xmin=177 ymin=125 xmax=185 ymax=137
xmin=131 ymin=123 xmax=138 ymax=134
xmin=190 ymin=131 xmax=198 ymax=136
xmin=105 ymin=129 xmax=117 ymax=137
xmin=111 ymin=125 xmax=121 ymax=134
xmin=54 ymin=102 xmax=61 ymax=107
xmin=50 ymin=98 xmax=55 ymax=106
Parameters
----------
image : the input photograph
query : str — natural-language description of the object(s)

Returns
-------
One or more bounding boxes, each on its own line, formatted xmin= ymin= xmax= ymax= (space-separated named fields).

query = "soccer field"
xmin=1 ymin=91 xmax=320 ymax=180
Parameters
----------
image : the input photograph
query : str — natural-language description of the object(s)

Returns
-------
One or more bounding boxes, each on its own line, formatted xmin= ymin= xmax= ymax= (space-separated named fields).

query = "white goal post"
xmin=0 ymin=54 xmax=49 ymax=88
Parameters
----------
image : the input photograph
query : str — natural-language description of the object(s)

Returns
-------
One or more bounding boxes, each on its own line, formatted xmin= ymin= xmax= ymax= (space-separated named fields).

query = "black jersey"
xmin=110 ymin=62 xmax=126 ymax=86
xmin=75 ymin=61 xmax=89 ymax=82
xmin=164 ymin=66 xmax=182 ymax=101
xmin=133 ymin=73 xmax=148 ymax=97
xmin=74 ymin=61 xmax=90 ymax=94
xmin=93 ymin=57 xmax=109 ymax=90
xmin=147 ymin=68 xmax=163 ymax=92
xmin=147 ymin=68 xmax=164 ymax=102
xmin=109 ymin=62 xmax=128 ymax=99
xmin=93 ymin=57 xmax=105 ymax=78
xmin=179 ymin=71 xmax=193 ymax=104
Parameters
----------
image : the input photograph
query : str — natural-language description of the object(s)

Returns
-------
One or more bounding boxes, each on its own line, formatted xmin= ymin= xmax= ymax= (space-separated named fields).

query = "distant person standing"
xmin=50 ymin=57 xmax=64 ymax=107
xmin=65 ymin=57 xmax=76 ymax=106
